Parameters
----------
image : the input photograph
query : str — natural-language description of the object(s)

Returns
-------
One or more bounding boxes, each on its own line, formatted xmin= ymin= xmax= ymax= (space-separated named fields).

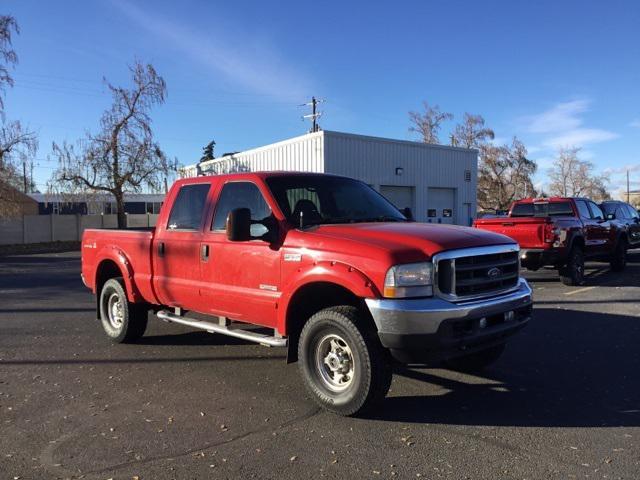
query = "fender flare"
xmin=567 ymin=233 xmax=585 ymax=252
xmin=94 ymin=246 xmax=140 ymax=303
xmin=277 ymin=260 xmax=379 ymax=334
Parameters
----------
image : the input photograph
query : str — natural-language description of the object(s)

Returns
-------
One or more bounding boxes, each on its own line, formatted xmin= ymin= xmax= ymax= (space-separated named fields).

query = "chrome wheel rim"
xmin=315 ymin=333 xmax=355 ymax=392
xmin=107 ymin=292 xmax=124 ymax=329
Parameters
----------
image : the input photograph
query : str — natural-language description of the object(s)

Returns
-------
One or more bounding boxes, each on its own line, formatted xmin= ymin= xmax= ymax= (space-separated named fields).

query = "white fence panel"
xmin=0 ymin=213 xmax=160 ymax=246
xmin=53 ymin=215 xmax=78 ymax=242
xmin=0 ymin=218 xmax=23 ymax=245
xmin=24 ymin=216 xmax=52 ymax=244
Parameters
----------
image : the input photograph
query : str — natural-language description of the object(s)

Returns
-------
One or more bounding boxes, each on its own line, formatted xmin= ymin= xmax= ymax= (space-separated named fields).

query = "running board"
xmin=156 ymin=310 xmax=287 ymax=348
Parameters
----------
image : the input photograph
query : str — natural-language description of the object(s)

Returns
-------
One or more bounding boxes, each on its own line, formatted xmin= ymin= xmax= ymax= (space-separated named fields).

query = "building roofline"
xmin=322 ymin=130 xmax=478 ymax=154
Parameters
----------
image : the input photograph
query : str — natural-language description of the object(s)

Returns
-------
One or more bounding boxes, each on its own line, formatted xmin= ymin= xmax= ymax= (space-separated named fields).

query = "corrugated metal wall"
xmin=323 ymin=131 xmax=477 ymax=224
xmin=197 ymin=132 xmax=325 ymax=175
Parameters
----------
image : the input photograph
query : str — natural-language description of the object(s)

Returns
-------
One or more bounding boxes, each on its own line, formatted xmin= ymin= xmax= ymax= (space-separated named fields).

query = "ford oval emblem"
xmin=487 ymin=267 xmax=501 ymax=279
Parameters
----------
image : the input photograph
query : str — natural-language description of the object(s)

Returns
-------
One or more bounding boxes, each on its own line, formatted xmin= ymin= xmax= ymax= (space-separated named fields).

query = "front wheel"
xmin=298 ymin=306 xmax=392 ymax=416
xmin=559 ymin=246 xmax=585 ymax=286
xmin=99 ymin=277 xmax=148 ymax=343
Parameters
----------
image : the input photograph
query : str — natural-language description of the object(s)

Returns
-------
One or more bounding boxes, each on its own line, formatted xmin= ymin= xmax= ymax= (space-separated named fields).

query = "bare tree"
xmin=0 ymin=15 xmax=18 ymax=114
xmin=408 ymin=101 xmax=452 ymax=144
xmin=0 ymin=16 xmax=38 ymax=216
xmin=477 ymin=138 xmax=537 ymax=211
xmin=50 ymin=61 xmax=175 ymax=228
xmin=451 ymin=113 xmax=495 ymax=148
xmin=548 ymin=147 xmax=610 ymax=201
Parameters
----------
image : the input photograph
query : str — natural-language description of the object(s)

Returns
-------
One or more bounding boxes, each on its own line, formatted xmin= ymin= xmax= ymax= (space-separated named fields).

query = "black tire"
xmin=99 ymin=277 xmax=148 ymax=343
xmin=559 ymin=246 xmax=585 ymax=286
xmin=298 ymin=306 xmax=392 ymax=416
xmin=445 ymin=344 xmax=506 ymax=372
xmin=610 ymin=237 xmax=627 ymax=272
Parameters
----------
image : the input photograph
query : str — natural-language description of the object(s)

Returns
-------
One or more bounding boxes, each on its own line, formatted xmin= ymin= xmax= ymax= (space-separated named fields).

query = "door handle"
xmin=158 ymin=242 xmax=165 ymax=257
xmin=201 ymin=244 xmax=210 ymax=262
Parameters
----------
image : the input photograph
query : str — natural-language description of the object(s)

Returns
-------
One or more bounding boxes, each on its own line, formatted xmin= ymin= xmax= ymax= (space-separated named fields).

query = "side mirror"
xmin=606 ymin=213 xmax=615 ymax=220
xmin=226 ymin=208 xmax=252 ymax=241
xmin=401 ymin=207 xmax=414 ymax=221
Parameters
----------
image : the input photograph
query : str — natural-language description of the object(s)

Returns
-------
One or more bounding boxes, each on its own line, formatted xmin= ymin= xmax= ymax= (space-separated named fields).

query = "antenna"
xmin=299 ymin=96 xmax=324 ymax=133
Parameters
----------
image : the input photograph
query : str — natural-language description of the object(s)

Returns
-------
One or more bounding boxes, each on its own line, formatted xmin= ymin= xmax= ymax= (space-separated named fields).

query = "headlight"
xmin=384 ymin=262 xmax=433 ymax=298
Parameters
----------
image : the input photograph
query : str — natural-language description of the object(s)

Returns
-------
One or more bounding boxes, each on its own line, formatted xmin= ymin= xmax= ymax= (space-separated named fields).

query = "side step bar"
xmin=156 ymin=310 xmax=288 ymax=348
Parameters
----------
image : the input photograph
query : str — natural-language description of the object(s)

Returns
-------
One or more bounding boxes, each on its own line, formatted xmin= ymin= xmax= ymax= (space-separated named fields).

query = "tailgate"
xmin=474 ymin=218 xmax=549 ymax=248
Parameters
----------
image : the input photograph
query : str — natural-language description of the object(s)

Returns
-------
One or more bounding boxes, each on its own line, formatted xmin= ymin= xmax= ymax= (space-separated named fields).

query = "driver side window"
xmin=588 ymin=201 xmax=604 ymax=220
xmin=212 ymin=182 xmax=272 ymax=235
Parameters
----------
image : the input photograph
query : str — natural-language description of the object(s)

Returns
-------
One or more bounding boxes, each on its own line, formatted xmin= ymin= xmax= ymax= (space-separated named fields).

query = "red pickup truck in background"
xmin=81 ymin=172 xmax=532 ymax=416
xmin=474 ymin=197 xmax=627 ymax=286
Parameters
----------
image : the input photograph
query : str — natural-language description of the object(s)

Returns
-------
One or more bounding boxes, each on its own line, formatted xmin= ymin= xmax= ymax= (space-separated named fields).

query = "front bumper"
xmin=365 ymin=278 xmax=533 ymax=364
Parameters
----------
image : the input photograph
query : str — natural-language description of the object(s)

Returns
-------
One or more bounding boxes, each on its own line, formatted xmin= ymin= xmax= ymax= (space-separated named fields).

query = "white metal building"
xmin=182 ymin=130 xmax=478 ymax=225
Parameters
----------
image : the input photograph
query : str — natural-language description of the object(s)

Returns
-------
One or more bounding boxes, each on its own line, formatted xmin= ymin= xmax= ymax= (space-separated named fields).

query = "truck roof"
xmin=174 ymin=171 xmax=348 ymax=187
xmin=513 ymin=197 xmax=588 ymax=204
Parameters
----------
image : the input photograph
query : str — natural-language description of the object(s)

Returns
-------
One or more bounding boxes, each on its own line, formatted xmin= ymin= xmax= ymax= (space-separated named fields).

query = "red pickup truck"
xmin=474 ymin=197 xmax=627 ymax=286
xmin=81 ymin=172 xmax=532 ymax=416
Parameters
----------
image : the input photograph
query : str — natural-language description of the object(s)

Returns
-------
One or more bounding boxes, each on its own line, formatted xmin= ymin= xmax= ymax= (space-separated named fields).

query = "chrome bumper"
xmin=365 ymin=278 xmax=532 ymax=338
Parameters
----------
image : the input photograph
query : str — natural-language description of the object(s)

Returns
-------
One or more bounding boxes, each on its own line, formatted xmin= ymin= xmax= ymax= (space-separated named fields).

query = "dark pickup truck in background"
xmin=474 ymin=197 xmax=627 ymax=286
xmin=600 ymin=200 xmax=640 ymax=249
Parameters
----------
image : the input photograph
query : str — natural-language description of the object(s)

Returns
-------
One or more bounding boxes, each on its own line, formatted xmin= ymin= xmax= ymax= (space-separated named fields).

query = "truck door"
xmin=625 ymin=204 xmax=640 ymax=247
xmin=200 ymin=181 xmax=281 ymax=327
xmin=587 ymin=201 xmax=612 ymax=254
xmin=152 ymin=182 xmax=212 ymax=309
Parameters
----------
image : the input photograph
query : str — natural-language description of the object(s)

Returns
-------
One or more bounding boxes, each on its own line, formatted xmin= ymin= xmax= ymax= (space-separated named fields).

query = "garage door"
xmin=427 ymin=187 xmax=456 ymax=224
xmin=380 ymin=186 xmax=414 ymax=212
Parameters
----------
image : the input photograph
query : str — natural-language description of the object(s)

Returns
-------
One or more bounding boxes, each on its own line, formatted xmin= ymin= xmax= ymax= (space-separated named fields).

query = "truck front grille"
xmin=434 ymin=245 xmax=520 ymax=301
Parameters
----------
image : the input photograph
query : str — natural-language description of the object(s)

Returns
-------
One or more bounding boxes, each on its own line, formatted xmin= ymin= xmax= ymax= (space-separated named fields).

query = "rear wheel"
xmin=559 ymin=246 xmax=585 ymax=286
xmin=610 ymin=237 xmax=627 ymax=272
xmin=99 ymin=277 xmax=148 ymax=343
xmin=298 ymin=306 xmax=392 ymax=416
xmin=444 ymin=344 xmax=506 ymax=372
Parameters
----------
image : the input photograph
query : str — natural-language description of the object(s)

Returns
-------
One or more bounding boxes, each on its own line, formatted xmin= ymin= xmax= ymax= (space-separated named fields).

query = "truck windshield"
xmin=511 ymin=202 xmax=574 ymax=217
xmin=265 ymin=175 xmax=407 ymax=226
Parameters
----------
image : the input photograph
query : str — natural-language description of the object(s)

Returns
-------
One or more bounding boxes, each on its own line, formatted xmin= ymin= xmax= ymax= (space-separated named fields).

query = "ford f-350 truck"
xmin=81 ymin=172 xmax=532 ymax=415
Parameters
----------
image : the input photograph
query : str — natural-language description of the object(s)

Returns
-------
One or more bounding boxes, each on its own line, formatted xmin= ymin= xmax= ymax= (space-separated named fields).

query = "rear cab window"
xmin=167 ymin=183 xmax=211 ymax=231
xmin=511 ymin=202 xmax=574 ymax=217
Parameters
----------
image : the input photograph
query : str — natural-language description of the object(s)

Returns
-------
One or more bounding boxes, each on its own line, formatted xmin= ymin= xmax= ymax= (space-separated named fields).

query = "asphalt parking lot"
xmin=1 ymin=251 xmax=639 ymax=480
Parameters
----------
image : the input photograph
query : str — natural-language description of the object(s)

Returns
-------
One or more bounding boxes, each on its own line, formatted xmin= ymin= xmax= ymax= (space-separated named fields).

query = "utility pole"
xmin=300 ymin=97 xmax=323 ymax=133
xmin=627 ymin=169 xmax=630 ymax=203
xmin=22 ymin=160 xmax=27 ymax=193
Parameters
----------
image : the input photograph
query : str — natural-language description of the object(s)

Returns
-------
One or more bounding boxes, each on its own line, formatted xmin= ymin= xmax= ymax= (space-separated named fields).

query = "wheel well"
xmin=570 ymin=236 xmax=585 ymax=251
xmin=95 ymin=260 xmax=123 ymax=304
xmin=285 ymin=282 xmax=372 ymax=363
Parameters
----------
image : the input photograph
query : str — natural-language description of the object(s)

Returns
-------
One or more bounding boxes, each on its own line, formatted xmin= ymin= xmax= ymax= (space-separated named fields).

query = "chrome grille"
xmin=434 ymin=245 xmax=520 ymax=301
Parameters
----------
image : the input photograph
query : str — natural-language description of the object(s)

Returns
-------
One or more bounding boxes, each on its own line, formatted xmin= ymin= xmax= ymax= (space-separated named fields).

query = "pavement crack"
xmin=40 ymin=405 xmax=321 ymax=479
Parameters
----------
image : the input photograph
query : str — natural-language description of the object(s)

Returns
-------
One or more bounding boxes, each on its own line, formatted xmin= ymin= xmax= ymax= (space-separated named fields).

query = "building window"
xmin=146 ymin=202 xmax=162 ymax=214
xmin=464 ymin=170 xmax=472 ymax=182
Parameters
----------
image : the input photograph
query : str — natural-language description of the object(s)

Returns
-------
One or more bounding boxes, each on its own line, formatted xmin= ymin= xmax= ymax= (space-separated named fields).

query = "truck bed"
xmin=81 ymin=228 xmax=155 ymax=300
xmin=474 ymin=217 xmax=551 ymax=249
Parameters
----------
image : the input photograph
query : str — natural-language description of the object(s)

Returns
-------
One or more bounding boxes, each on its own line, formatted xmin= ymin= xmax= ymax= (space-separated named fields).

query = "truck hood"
xmin=307 ymin=222 xmax=516 ymax=258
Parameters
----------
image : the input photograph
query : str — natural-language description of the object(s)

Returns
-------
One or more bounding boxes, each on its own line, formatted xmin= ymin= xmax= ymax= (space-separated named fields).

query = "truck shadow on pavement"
xmin=371 ymin=307 xmax=640 ymax=428
xmin=523 ymin=251 xmax=640 ymax=287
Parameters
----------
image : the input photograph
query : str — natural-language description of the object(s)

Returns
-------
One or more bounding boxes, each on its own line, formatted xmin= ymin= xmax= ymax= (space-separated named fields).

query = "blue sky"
xmin=4 ymin=0 xmax=640 ymax=195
